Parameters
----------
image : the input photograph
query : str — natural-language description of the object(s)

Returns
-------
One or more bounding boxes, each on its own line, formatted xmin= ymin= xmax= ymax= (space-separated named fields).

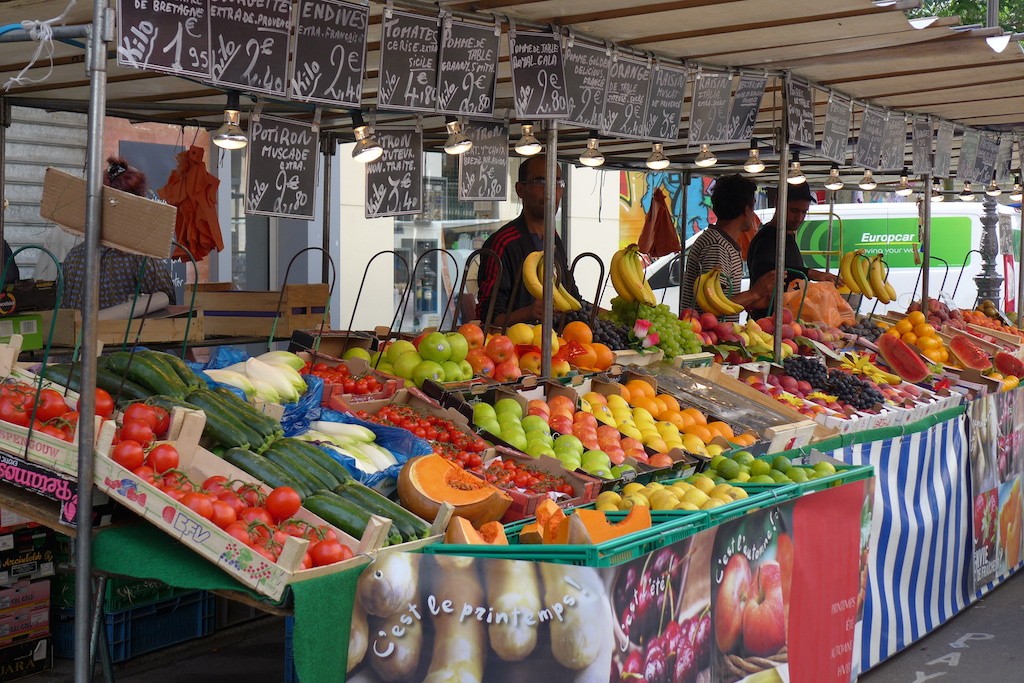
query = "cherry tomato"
xmin=309 ymin=539 xmax=353 ymax=566
xmin=234 ymin=484 xmax=263 ymax=508
xmin=209 ymin=500 xmax=238 ymax=529
xmin=124 ymin=403 xmax=160 ymax=430
xmin=265 ymin=487 xmax=302 ymax=522
xmin=120 ymin=419 xmax=155 ymax=446
xmin=111 ymin=440 xmax=145 ymax=470
xmin=180 ymin=492 xmax=214 ymax=519
xmin=147 ymin=444 xmax=180 ymax=474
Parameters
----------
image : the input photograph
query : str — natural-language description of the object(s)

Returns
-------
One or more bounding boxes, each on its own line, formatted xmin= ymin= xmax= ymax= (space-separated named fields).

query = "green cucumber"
xmin=262 ymin=449 xmax=328 ymax=494
xmin=42 ymin=364 xmax=151 ymax=403
xmin=137 ymin=351 xmax=201 ymax=390
xmin=264 ymin=440 xmax=340 ymax=490
xmin=303 ymin=492 xmax=402 ymax=546
xmin=271 ymin=437 xmax=353 ymax=484
xmin=334 ymin=481 xmax=430 ymax=540
xmin=209 ymin=386 xmax=281 ymax=438
xmin=145 ymin=394 xmax=251 ymax=451
xmin=185 ymin=388 xmax=268 ymax=452
xmin=104 ymin=351 xmax=187 ymax=398
xmin=222 ymin=448 xmax=312 ymax=497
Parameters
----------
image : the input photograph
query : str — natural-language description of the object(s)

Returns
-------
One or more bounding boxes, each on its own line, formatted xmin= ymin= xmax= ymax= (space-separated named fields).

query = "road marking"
xmin=911 ymin=671 xmax=946 ymax=682
xmin=926 ymin=653 xmax=961 ymax=667
xmin=949 ymin=633 xmax=994 ymax=649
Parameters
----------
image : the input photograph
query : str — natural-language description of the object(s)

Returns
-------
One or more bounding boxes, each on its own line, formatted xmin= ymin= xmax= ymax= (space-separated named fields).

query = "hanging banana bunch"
xmin=609 ymin=244 xmax=656 ymax=306
xmin=838 ymin=249 xmax=896 ymax=303
xmin=694 ymin=268 xmax=744 ymax=316
xmin=522 ymin=250 xmax=582 ymax=312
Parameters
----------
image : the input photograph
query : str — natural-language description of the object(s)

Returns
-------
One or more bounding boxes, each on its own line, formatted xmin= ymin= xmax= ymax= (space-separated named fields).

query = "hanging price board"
xmin=820 ymin=96 xmax=851 ymax=164
xmin=366 ymin=128 xmax=423 ymax=218
xmin=436 ymin=19 xmax=499 ymax=116
xmin=688 ymin=71 xmax=732 ymax=144
xmin=934 ymin=122 xmax=954 ymax=178
xmin=378 ymin=10 xmax=440 ymax=112
xmin=995 ymin=135 xmax=1014 ymax=183
xmin=972 ymin=133 xmax=999 ymax=184
xmin=458 ymin=121 xmax=508 ymax=201
xmin=116 ymin=0 xmax=210 ymax=78
xmin=879 ymin=114 xmax=906 ymax=171
xmin=854 ymin=106 xmax=885 ymax=170
xmin=288 ymin=0 xmax=367 ymax=108
xmin=509 ymin=30 xmax=568 ymax=118
xmin=786 ymin=79 xmax=816 ymax=149
xmin=561 ymin=41 xmax=610 ymax=129
xmin=600 ymin=54 xmax=653 ymax=140
xmin=724 ymin=74 xmax=766 ymax=143
xmin=645 ymin=63 xmax=686 ymax=142
xmin=209 ymin=0 xmax=291 ymax=96
xmin=911 ymin=118 xmax=933 ymax=175
xmin=245 ymin=115 xmax=318 ymax=220
xmin=957 ymin=128 xmax=980 ymax=181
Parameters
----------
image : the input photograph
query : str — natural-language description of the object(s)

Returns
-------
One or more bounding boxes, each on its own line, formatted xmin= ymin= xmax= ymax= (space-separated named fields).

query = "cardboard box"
xmin=39 ymin=307 xmax=203 ymax=348
xmin=0 ymin=282 xmax=57 ymax=316
xmin=294 ymin=352 xmax=400 ymax=409
xmin=0 ymin=607 xmax=47 ymax=647
xmin=186 ymin=283 xmax=329 ymax=337
xmin=0 ymin=582 xmax=48 ymax=616
xmin=0 ymin=637 xmax=51 ymax=682
xmin=0 ymin=512 xmax=34 ymax=535
xmin=0 ymin=529 xmax=55 ymax=586
xmin=0 ymin=315 xmax=44 ymax=352
xmin=0 ymin=452 xmax=115 ymax=529
xmin=39 ymin=167 xmax=175 ymax=260
xmin=288 ymin=329 xmax=374 ymax=357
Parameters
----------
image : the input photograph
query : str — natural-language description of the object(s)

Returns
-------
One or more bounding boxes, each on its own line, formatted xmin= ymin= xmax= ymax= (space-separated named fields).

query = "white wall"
xmin=567 ymin=166 xmax=621 ymax=305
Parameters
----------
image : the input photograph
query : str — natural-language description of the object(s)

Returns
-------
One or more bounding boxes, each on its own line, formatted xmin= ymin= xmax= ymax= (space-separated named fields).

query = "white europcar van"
xmin=635 ymin=201 xmax=1021 ymax=316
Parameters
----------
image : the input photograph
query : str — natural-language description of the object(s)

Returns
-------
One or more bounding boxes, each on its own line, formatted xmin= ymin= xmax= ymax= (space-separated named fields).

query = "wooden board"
xmin=40 ymin=307 xmax=203 ymax=348
xmin=185 ymin=284 xmax=329 ymax=337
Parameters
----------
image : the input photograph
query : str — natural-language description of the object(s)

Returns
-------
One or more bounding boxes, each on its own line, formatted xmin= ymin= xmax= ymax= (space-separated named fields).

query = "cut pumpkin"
xmin=519 ymin=522 xmax=544 ymax=544
xmin=566 ymin=507 xmax=652 ymax=545
xmin=398 ymin=454 xmax=512 ymax=526
xmin=445 ymin=516 xmax=509 ymax=545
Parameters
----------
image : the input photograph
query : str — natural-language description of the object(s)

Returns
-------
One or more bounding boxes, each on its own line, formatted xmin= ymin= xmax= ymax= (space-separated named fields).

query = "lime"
xmin=749 ymin=459 xmax=772 ymax=477
xmin=771 ymin=455 xmax=793 ymax=472
xmin=732 ymin=451 xmax=755 ymax=466
xmin=813 ymin=461 xmax=838 ymax=476
xmin=788 ymin=468 xmax=810 ymax=483
xmin=749 ymin=475 xmax=776 ymax=484
xmin=769 ymin=470 xmax=792 ymax=483
xmin=717 ymin=458 xmax=741 ymax=481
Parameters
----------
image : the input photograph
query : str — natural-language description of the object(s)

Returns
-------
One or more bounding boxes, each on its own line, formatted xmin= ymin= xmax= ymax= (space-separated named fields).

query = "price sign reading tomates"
xmin=116 ymin=0 xmax=210 ymax=78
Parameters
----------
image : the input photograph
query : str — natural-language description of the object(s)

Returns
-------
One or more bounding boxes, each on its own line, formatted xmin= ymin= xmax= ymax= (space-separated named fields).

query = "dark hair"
xmin=768 ymin=182 xmax=814 ymax=206
xmin=104 ymin=156 xmax=148 ymax=197
xmin=711 ymin=174 xmax=757 ymax=221
xmin=517 ymin=156 xmax=546 ymax=183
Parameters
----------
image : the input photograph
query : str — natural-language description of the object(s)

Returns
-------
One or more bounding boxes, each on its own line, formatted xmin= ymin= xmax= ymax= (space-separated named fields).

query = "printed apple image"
xmin=714 ymin=553 xmax=752 ymax=653
xmin=742 ymin=560 xmax=786 ymax=657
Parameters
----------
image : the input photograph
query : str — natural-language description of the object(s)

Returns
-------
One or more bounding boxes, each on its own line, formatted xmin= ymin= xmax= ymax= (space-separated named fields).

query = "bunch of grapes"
xmin=841 ymin=319 xmax=884 ymax=342
xmin=603 ymin=298 xmax=703 ymax=357
xmin=824 ymin=369 xmax=885 ymax=411
xmin=556 ymin=303 xmax=631 ymax=349
xmin=782 ymin=356 xmax=829 ymax=389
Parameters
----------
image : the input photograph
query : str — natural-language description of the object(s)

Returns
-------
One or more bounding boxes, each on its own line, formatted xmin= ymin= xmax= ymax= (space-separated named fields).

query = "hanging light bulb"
xmin=824 ymin=164 xmax=844 ymax=191
xmin=694 ymin=143 xmax=717 ymax=168
xmin=352 ymin=125 xmax=383 ymax=163
xmin=443 ymin=119 xmax=472 ymax=155
xmin=514 ymin=124 xmax=542 ymax=156
xmin=579 ymin=137 xmax=605 ymax=167
xmin=985 ymin=172 xmax=1002 ymax=197
xmin=931 ymin=179 xmax=944 ymax=202
xmin=786 ymin=152 xmax=806 ymax=185
xmin=895 ymin=168 xmax=913 ymax=196
xmin=646 ymin=143 xmax=670 ymax=170
xmin=743 ymin=140 xmax=764 ymax=174
xmin=212 ymin=92 xmax=247 ymax=150
xmin=959 ymin=182 xmax=975 ymax=201
xmin=1010 ymin=175 xmax=1023 ymax=202
xmin=858 ymin=169 xmax=877 ymax=191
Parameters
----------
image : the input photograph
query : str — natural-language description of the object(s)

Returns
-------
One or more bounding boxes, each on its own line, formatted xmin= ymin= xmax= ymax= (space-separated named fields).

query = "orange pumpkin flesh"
xmin=445 ymin=516 xmax=509 ymax=545
xmin=567 ymin=507 xmax=652 ymax=544
xmin=398 ymin=454 xmax=512 ymax=526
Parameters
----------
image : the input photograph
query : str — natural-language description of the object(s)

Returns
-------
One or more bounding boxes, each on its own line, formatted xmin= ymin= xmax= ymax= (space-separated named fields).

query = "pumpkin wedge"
xmin=445 ymin=516 xmax=509 ymax=545
xmin=566 ymin=507 xmax=652 ymax=545
xmin=398 ymin=454 xmax=512 ymax=526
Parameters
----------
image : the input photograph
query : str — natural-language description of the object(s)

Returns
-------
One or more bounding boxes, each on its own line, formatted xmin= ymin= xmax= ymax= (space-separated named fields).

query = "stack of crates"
xmin=0 ymin=509 xmax=55 ymax=682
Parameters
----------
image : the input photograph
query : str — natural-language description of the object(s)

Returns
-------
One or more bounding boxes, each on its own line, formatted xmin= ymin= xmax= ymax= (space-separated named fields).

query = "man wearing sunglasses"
xmin=476 ymin=155 xmax=583 ymax=327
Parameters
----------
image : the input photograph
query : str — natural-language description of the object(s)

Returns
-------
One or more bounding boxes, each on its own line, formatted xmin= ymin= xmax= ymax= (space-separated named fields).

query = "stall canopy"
xmin=2 ymin=0 xmax=1024 ymax=182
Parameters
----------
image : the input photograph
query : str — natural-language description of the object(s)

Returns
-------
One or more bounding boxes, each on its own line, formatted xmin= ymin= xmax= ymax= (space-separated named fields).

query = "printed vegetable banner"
xmin=346 ymin=480 xmax=870 ymax=683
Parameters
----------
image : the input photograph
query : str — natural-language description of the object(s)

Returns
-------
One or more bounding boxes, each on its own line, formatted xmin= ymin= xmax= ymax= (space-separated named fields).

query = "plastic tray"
xmin=54 ymin=591 xmax=214 ymax=663
xmin=424 ymin=509 xmax=709 ymax=567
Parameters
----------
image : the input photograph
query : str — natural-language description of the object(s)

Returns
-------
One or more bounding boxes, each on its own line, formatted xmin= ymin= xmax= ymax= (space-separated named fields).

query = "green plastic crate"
xmin=425 ymin=509 xmax=709 ymax=567
xmin=52 ymin=571 xmax=193 ymax=612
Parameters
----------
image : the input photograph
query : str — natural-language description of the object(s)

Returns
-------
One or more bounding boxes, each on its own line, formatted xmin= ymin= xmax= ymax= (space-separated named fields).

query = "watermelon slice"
xmin=994 ymin=351 xmax=1024 ymax=378
xmin=877 ymin=333 xmax=930 ymax=383
xmin=948 ymin=335 xmax=991 ymax=372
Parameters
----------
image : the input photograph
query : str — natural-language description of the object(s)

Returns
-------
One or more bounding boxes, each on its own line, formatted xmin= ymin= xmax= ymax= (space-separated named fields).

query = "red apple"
xmin=519 ymin=351 xmax=543 ymax=375
xmin=527 ymin=399 xmax=550 ymax=420
xmin=411 ymin=331 xmax=428 ymax=350
xmin=493 ymin=358 xmax=522 ymax=382
xmin=742 ymin=560 xmax=786 ymax=657
xmin=549 ymin=415 xmax=573 ymax=434
xmin=551 ymin=359 xmax=571 ymax=378
xmin=715 ymin=553 xmax=753 ymax=654
xmin=466 ymin=348 xmax=494 ymax=377
xmin=458 ymin=323 xmax=485 ymax=350
xmin=485 ymin=335 xmax=515 ymax=363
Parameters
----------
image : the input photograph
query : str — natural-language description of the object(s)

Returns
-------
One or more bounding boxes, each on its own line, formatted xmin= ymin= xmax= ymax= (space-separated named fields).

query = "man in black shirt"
xmin=746 ymin=182 xmax=841 ymax=319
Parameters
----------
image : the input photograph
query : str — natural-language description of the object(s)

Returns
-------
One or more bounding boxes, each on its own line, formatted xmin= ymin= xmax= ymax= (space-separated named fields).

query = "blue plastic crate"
xmin=54 ymin=591 xmax=214 ymax=663
xmin=285 ymin=617 xmax=296 ymax=683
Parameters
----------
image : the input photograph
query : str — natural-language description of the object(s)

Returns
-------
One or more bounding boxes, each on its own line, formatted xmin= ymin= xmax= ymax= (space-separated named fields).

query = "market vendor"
xmin=475 ymin=155 xmax=583 ymax=327
xmin=61 ymin=157 xmax=176 ymax=320
xmin=680 ymin=174 xmax=776 ymax=320
xmin=746 ymin=182 xmax=841 ymax=319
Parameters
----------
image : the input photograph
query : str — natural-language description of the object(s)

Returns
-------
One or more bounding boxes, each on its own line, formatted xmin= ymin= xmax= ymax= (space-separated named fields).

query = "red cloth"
xmin=638 ymin=187 xmax=681 ymax=258
xmin=158 ymin=145 xmax=223 ymax=262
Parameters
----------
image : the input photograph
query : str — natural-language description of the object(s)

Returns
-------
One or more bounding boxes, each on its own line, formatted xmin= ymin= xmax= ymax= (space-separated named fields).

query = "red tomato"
xmin=217 ymin=491 xmax=248 ymax=515
xmin=111 ymin=440 xmax=145 ymax=470
xmin=0 ymin=398 xmax=29 ymax=427
xmin=265 ymin=487 xmax=302 ymax=522
xmin=239 ymin=507 xmax=274 ymax=527
xmin=252 ymin=545 xmax=278 ymax=562
xmin=309 ymin=539 xmax=353 ymax=566
xmin=60 ymin=410 xmax=79 ymax=427
xmin=131 ymin=465 xmax=157 ymax=485
xmin=224 ymin=522 xmax=253 ymax=545
xmin=89 ymin=389 xmax=114 ymax=418
xmin=180 ymin=492 xmax=214 ymax=519
xmin=234 ymin=484 xmax=263 ymax=508
xmin=120 ymin=420 xmax=155 ymax=446
xmin=35 ymin=389 xmax=69 ymax=422
xmin=124 ymin=403 xmax=161 ymax=429
xmin=162 ymin=487 xmax=186 ymax=502
xmin=160 ymin=471 xmax=194 ymax=493
xmin=150 ymin=406 xmax=170 ymax=437
xmin=147 ymin=444 xmax=180 ymax=474
xmin=202 ymin=475 xmax=229 ymax=496
xmin=209 ymin=500 xmax=238 ymax=529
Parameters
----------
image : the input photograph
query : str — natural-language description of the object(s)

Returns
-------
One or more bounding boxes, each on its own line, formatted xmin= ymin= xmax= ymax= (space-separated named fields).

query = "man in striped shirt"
xmin=680 ymin=174 xmax=776 ymax=321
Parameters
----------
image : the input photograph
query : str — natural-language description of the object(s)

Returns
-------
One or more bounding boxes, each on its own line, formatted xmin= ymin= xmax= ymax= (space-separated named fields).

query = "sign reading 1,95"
xmin=289 ymin=0 xmax=368 ymax=108
xmin=366 ymin=128 xmax=424 ymax=218
xmin=209 ymin=0 xmax=292 ymax=96
xmin=245 ymin=115 xmax=319 ymax=220
xmin=117 ymin=0 xmax=210 ymax=78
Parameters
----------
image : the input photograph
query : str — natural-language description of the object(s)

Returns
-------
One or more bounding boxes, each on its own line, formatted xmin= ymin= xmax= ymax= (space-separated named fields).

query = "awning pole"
xmin=921 ymin=174 xmax=932 ymax=309
xmin=773 ymin=76 xmax=790 ymax=361
xmin=541 ymin=124 xmax=558 ymax=377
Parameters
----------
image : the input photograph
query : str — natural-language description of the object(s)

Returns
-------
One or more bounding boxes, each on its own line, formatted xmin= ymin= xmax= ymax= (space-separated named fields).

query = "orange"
xmin=922 ymin=347 xmax=944 ymax=363
xmin=886 ymin=327 xmax=902 ymax=338
xmin=591 ymin=343 xmax=614 ymax=371
xmin=677 ymin=411 xmax=697 ymax=430
xmin=562 ymin=321 xmax=593 ymax=345
xmin=916 ymin=336 xmax=940 ymax=351
xmin=665 ymin=412 xmax=687 ymax=430
xmin=907 ymin=310 xmax=926 ymax=326
xmin=573 ymin=343 xmax=597 ymax=369
xmin=684 ymin=424 xmax=714 ymax=444
xmin=651 ymin=397 xmax=669 ymax=417
xmin=901 ymin=332 xmax=918 ymax=347
xmin=682 ymin=407 xmax=707 ymax=425
xmin=938 ymin=347 xmax=949 ymax=363
xmin=626 ymin=379 xmax=654 ymax=400
xmin=895 ymin=319 xmax=914 ymax=334
xmin=617 ymin=385 xmax=632 ymax=403
xmin=913 ymin=323 xmax=936 ymax=339
xmin=657 ymin=394 xmax=680 ymax=413
xmin=634 ymin=396 xmax=661 ymax=416
xmin=707 ymin=421 xmax=734 ymax=439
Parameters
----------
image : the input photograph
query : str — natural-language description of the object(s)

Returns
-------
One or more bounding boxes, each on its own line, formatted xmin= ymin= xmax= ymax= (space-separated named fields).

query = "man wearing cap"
xmin=746 ymin=182 xmax=841 ymax=319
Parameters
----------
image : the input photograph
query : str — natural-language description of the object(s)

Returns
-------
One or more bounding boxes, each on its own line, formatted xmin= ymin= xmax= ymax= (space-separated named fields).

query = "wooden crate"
xmin=40 ymin=307 xmax=203 ymax=347
xmin=185 ymin=283 xmax=328 ymax=337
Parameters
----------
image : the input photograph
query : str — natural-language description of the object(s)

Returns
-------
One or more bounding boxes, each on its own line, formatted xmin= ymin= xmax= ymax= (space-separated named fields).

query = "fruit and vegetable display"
xmin=596 ymin=477 xmax=749 ymax=512
xmin=605 ymin=298 xmax=703 ymax=357
xmin=556 ymin=304 xmax=632 ymax=350
xmin=839 ymin=250 xmax=897 ymax=303
xmin=518 ymin=498 xmax=652 ymax=545
xmin=841 ymin=318 xmax=886 ymax=343
xmin=300 ymin=361 xmax=386 ymax=396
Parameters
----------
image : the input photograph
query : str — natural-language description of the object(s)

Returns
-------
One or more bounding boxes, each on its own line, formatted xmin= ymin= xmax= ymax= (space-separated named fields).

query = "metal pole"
xmin=825 ymin=189 xmax=836 ymax=274
xmin=677 ymin=170 xmax=690 ymax=314
xmin=975 ymin=192 xmax=1003 ymax=308
xmin=772 ymin=76 xmax=790 ymax=361
xmin=541 ymin=125 xmax=558 ymax=377
xmin=1017 ymin=208 xmax=1024 ymax=329
xmin=921 ymin=173 xmax=931 ymax=308
xmin=75 ymin=6 xmax=110 ymax=682
xmin=320 ymin=133 xmax=333 ymax=283
xmin=0 ymin=98 xmax=6 ymax=256
xmin=988 ymin=0 xmax=1000 ymax=28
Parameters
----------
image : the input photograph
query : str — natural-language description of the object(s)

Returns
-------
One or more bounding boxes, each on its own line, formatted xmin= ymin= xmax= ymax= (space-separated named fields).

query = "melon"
xmin=994 ymin=351 xmax=1024 ymax=379
xmin=398 ymin=454 xmax=512 ymax=526
xmin=877 ymin=333 xmax=930 ymax=383
xmin=948 ymin=335 xmax=991 ymax=372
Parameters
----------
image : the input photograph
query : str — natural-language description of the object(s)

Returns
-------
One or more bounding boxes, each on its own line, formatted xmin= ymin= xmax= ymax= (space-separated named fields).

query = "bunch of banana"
xmin=609 ymin=244 xmax=656 ymax=306
xmin=867 ymin=254 xmax=897 ymax=304
xmin=694 ymin=268 xmax=744 ymax=317
xmin=522 ymin=250 xmax=582 ymax=312
xmin=838 ymin=351 xmax=902 ymax=384
xmin=839 ymin=249 xmax=875 ymax=298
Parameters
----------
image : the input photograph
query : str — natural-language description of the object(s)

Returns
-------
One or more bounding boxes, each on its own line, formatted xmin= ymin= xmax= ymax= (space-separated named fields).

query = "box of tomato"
xmin=296 ymin=352 xmax=399 ymax=409
xmin=474 ymin=452 xmax=598 ymax=523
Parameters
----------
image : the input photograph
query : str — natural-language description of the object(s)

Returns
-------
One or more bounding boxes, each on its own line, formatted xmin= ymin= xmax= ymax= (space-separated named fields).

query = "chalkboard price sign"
xmin=458 ymin=121 xmax=508 ymax=201
xmin=117 ymin=0 xmax=210 ymax=78
xmin=688 ymin=71 xmax=731 ymax=144
xmin=289 ymin=0 xmax=367 ymax=107
xmin=600 ymin=55 xmax=652 ymax=139
xmin=911 ymin=118 xmax=932 ymax=175
xmin=933 ymin=122 xmax=954 ymax=178
xmin=879 ymin=114 xmax=906 ymax=171
xmin=786 ymin=79 xmax=815 ymax=149
xmin=854 ymin=106 xmax=885 ymax=170
xmin=561 ymin=41 xmax=610 ymax=129
xmin=820 ymin=96 xmax=851 ymax=164
xmin=995 ymin=135 xmax=1013 ymax=182
xmin=725 ymin=74 xmax=766 ymax=143
xmin=378 ymin=10 xmax=440 ymax=112
xmin=436 ymin=19 xmax=499 ymax=116
xmin=209 ymin=0 xmax=291 ymax=96
xmin=245 ymin=115 xmax=319 ymax=220
xmin=509 ymin=30 xmax=569 ymax=119
xmin=957 ymin=128 xmax=980 ymax=181
xmin=366 ymin=128 xmax=423 ymax=218
xmin=972 ymin=133 xmax=999 ymax=184
xmin=645 ymin=64 xmax=686 ymax=143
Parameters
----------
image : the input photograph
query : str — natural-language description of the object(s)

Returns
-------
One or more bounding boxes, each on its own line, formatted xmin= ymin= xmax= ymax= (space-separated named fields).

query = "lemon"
xmin=690 ymin=474 xmax=716 ymax=494
xmin=727 ymin=486 xmax=749 ymax=500
xmin=622 ymin=482 xmax=646 ymax=497
xmin=674 ymin=501 xmax=701 ymax=511
xmin=700 ymin=498 xmax=726 ymax=510
xmin=681 ymin=489 xmax=710 ymax=507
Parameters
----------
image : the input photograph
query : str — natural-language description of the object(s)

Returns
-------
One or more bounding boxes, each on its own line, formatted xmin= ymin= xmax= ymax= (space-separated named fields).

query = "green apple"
xmin=554 ymin=434 xmax=585 ymax=455
xmin=459 ymin=360 xmax=474 ymax=379
xmin=582 ymin=449 xmax=611 ymax=470
xmin=473 ymin=402 xmax=497 ymax=425
xmin=521 ymin=415 xmax=549 ymax=434
xmin=478 ymin=421 xmax=501 ymax=438
xmin=506 ymin=432 xmax=528 ymax=451
xmin=376 ymin=362 xmax=395 ymax=376
xmin=611 ymin=464 xmax=636 ymax=478
xmin=343 ymin=346 xmax=372 ymax=362
xmin=392 ymin=351 xmax=423 ymax=379
xmin=555 ymin=452 xmax=582 ymax=470
xmin=590 ymin=468 xmax=613 ymax=479
xmin=446 ymin=333 xmax=470 ymax=363
xmin=494 ymin=398 xmax=523 ymax=418
xmin=385 ymin=340 xmax=417 ymax=364
xmin=412 ymin=360 xmax=445 ymax=387
xmin=419 ymin=332 xmax=452 ymax=364
xmin=716 ymin=458 xmax=741 ymax=480
xmin=813 ymin=461 xmax=838 ymax=476
xmin=441 ymin=361 xmax=463 ymax=382
xmin=769 ymin=469 xmax=792 ymax=483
